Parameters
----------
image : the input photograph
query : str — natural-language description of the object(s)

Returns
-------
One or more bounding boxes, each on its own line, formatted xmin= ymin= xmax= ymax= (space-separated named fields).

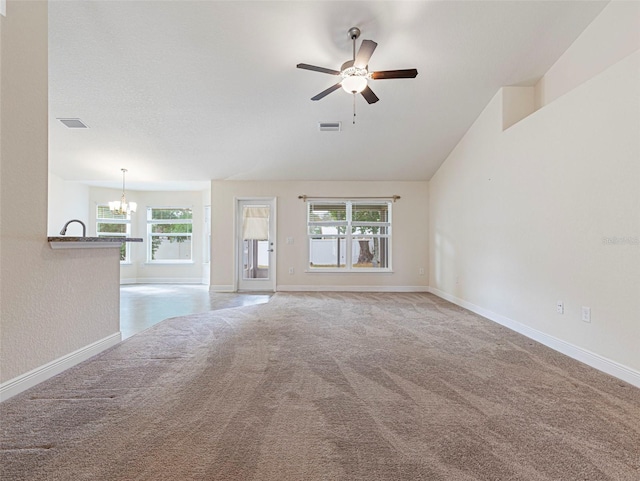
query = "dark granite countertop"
xmin=48 ymin=237 xmax=143 ymax=249
xmin=48 ymin=237 xmax=143 ymax=243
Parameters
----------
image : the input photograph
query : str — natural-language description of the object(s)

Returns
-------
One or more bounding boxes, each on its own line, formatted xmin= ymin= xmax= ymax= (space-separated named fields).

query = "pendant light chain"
xmin=121 ymin=168 xmax=127 ymax=196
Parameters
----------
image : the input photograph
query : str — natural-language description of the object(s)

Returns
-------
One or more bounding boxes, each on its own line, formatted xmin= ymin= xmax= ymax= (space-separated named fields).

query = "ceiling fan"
xmin=297 ymin=27 xmax=418 ymax=105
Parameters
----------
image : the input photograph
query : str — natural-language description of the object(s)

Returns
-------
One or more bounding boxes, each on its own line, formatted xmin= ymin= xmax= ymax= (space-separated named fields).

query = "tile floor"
xmin=120 ymin=284 xmax=272 ymax=339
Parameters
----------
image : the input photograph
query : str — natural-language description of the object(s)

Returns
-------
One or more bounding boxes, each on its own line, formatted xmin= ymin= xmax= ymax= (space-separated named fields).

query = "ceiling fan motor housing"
xmin=348 ymin=27 xmax=361 ymax=40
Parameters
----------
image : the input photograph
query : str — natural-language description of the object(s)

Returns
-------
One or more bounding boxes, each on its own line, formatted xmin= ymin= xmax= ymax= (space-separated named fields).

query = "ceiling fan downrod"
xmin=348 ymin=27 xmax=361 ymax=61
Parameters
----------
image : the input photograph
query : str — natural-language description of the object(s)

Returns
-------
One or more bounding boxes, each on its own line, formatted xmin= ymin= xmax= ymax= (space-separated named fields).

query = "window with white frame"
xmin=307 ymin=200 xmax=391 ymax=271
xmin=96 ymin=204 xmax=130 ymax=262
xmin=147 ymin=207 xmax=193 ymax=262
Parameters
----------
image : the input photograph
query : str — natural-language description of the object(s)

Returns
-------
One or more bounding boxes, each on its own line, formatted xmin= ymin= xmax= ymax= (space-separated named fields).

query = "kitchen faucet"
xmin=60 ymin=219 xmax=86 ymax=237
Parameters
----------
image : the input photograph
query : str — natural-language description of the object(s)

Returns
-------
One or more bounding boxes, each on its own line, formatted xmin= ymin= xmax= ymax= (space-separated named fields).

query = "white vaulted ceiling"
xmin=48 ymin=0 xmax=608 ymax=190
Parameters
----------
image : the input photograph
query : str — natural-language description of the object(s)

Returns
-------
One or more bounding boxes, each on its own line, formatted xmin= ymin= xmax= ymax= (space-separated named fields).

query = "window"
xmin=307 ymin=200 xmax=391 ymax=271
xmin=96 ymin=205 xmax=130 ymax=262
xmin=147 ymin=207 xmax=193 ymax=262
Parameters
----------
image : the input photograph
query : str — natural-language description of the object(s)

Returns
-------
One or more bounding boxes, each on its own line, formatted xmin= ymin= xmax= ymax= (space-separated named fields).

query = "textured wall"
xmin=429 ymin=50 xmax=640 ymax=371
xmin=0 ymin=1 xmax=120 ymax=384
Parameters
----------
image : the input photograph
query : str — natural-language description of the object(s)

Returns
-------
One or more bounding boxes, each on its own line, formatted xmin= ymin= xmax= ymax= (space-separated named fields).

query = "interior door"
xmin=237 ymin=198 xmax=276 ymax=291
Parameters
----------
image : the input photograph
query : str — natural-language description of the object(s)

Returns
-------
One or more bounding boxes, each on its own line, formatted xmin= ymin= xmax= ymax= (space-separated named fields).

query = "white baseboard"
xmin=428 ymin=287 xmax=640 ymax=388
xmin=210 ymin=284 xmax=235 ymax=292
xmin=277 ymin=285 xmax=430 ymax=293
xmin=0 ymin=332 xmax=122 ymax=402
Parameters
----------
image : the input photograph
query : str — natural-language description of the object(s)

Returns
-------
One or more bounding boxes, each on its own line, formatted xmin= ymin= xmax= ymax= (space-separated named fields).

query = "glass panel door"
xmin=237 ymin=199 xmax=275 ymax=291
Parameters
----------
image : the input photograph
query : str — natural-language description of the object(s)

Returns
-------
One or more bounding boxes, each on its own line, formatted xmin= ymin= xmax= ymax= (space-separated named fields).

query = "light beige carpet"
xmin=1 ymin=292 xmax=639 ymax=480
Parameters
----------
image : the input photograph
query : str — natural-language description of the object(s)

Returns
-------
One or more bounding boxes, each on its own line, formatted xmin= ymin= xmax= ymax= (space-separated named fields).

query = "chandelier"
xmin=109 ymin=168 xmax=137 ymax=215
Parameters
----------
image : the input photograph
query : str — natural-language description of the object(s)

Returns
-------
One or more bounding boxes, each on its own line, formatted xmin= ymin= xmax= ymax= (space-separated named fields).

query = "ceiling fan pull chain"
xmin=353 ymin=93 xmax=357 ymax=125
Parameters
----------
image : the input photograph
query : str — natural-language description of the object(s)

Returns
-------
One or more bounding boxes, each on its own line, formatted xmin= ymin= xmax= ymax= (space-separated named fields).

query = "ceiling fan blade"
xmin=297 ymin=63 xmax=341 ymax=76
xmin=370 ymin=69 xmax=418 ymax=80
xmin=360 ymin=85 xmax=379 ymax=104
xmin=354 ymin=40 xmax=377 ymax=69
xmin=311 ymin=83 xmax=342 ymax=101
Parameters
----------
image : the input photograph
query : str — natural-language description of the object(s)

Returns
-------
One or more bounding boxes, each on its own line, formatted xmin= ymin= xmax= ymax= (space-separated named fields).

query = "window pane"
xmin=309 ymin=203 xmax=346 ymax=222
xmin=97 ymin=205 xmax=128 ymax=220
xmin=97 ymin=204 xmax=130 ymax=263
xmin=309 ymin=237 xmax=346 ymax=268
xmin=307 ymin=199 xmax=392 ymax=271
xmin=352 ymin=203 xmax=389 ymax=223
xmin=351 ymin=225 xmax=389 ymax=235
xmin=150 ymin=235 xmax=192 ymax=261
xmin=97 ymin=223 xmax=128 ymax=234
xmin=150 ymin=208 xmax=193 ymax=220
xmin=151 ymin=223 xmax=193 ymax=234
xmin=352 ymin=237 xmax=389 ymax=269
xmin=257 ymin=240 xmax=269 ymax=268
xmin=308 ymin=224 xmax=347 ymax=235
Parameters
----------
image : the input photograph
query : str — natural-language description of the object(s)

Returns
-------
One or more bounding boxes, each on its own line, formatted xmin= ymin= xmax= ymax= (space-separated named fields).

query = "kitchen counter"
xmin=48 ymin=237 xmax=143 ymax=249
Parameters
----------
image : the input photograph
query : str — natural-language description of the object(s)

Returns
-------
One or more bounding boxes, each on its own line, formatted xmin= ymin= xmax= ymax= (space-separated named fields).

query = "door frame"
xmin=234 ymin=197 xmax=277 ymax=292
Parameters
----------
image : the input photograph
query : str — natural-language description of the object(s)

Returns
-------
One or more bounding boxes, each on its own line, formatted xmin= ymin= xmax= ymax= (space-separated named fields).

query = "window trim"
xmin=146 ymin=206 xmax=194 ymax=263
xmin=306 ymin=199 xmax=392 ymax=273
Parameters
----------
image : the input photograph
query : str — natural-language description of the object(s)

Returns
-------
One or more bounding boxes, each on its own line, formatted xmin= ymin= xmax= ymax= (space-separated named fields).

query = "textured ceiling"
xmin=48 ymin=0 xmax=608 ymax=191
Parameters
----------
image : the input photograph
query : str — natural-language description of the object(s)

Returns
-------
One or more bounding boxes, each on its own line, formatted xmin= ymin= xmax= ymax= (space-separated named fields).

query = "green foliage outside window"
xmin=148 ymin=208 xmax=193 ymax=261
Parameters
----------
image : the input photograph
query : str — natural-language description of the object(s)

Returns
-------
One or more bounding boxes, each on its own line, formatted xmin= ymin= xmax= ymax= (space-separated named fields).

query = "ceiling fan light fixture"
xmin=297 ymin=27 xmax=417 ymax=103
xmin=341 ymin=75 xmax=368 ymax=94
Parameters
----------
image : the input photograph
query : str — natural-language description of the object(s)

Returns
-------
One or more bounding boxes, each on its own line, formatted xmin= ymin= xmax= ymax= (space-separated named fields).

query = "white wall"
xmin=211 ymin=181 xmax=429 ymax=292
xmin=535 ymin=0 xmax=640 ymax=107
xmin=48 ymin=172 xmax=90 ymax=235
xmin=202 ymin=186 xmax=211 ymax=285
xmin=429 ymin=17 xmax=639 ymax=383
xmin=0 ymin=1 xmax=120 ymax=396
xmin=89 ymin=187 xmax=207 ymax=284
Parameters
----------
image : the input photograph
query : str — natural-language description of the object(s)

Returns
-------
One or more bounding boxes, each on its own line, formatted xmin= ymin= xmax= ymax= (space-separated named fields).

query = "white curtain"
xmin=242 ymin=206 xmax=269 ymax=240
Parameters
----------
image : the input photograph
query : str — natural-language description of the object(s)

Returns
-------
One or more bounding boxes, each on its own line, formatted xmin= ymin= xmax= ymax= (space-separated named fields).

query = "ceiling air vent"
xmin=58 ymin=118 xmax=89 ymax=129
xmin=318 ymin=122 xmax=341 ymax=132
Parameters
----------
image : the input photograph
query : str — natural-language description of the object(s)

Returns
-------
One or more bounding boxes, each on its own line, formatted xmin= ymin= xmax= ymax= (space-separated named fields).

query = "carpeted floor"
xmin=1 ymin=292 xmax=639 ymax=480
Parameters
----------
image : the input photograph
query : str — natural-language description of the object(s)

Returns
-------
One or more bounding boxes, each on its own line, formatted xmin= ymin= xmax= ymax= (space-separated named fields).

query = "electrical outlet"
xmin=286 ymin=237 xmax=294 ymax=245
xmin=288 ymin=267 xmax=294 ymax=275
xmin=556 ymin=301 xmax=564 ymax=314
xmin=581 ymin=306 xmax=591 ymax=323
xmin=419 ymin=268 xmax=425 ymax=275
